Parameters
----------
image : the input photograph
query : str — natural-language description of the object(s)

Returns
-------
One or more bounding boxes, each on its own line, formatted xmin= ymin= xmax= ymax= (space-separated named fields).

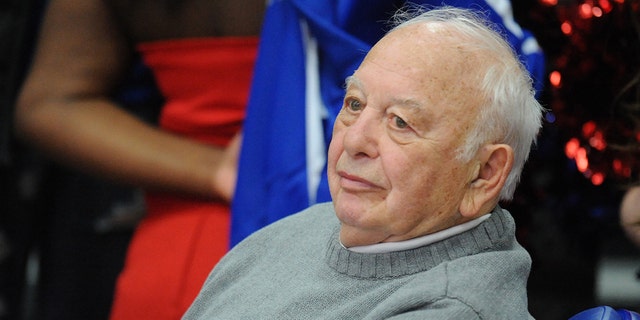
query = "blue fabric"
xmin=230 ymin=0 xmax=545 ymax=246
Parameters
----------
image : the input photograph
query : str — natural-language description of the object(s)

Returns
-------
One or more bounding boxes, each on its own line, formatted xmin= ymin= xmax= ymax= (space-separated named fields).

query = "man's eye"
xmin=347 ymin=99 xmax=362 ymax=111
xmin=394 ymin=116 xmax=408 ymax=129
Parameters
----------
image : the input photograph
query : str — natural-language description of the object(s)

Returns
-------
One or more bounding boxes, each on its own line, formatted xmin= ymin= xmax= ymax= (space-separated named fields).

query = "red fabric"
xmin=110 ymin=37 xmax=258 ymax=320
xmin=141 ymin=37 xmax=258 ymax=147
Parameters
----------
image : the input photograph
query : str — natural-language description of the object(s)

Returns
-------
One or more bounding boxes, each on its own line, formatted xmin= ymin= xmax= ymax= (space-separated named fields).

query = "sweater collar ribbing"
xmin=324 ymin=206 xmax=514 ymax=279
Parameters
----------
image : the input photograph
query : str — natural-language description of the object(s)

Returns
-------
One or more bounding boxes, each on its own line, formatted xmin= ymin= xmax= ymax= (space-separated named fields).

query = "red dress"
xmin=109 ymin=37 xmax=258 ymax=320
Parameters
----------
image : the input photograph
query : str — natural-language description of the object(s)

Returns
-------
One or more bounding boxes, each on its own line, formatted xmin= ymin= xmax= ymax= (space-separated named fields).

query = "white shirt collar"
xmin=342 ymin=214 xmax=491 ymax=254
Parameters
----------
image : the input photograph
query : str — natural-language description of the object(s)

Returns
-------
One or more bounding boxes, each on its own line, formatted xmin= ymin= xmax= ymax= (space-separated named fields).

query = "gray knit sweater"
xmin=183 ymin=202 xmax=533 ymax=319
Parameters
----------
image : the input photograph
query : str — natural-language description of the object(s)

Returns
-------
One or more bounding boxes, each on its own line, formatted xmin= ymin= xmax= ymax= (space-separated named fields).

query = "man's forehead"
xmin=366 ymin=25 xmax=470 ymax=72
xmin=348 ymin=21 xmax=484 ymax=113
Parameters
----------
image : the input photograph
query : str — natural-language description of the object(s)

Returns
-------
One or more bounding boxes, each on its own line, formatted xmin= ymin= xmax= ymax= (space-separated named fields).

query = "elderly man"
xmin=183 ymin=6 xmax=543 ymax=320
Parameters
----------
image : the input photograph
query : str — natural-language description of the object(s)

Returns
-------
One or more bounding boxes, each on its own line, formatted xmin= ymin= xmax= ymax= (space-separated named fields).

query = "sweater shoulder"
xmin=239 ymin=202 xmax=336 ymax=242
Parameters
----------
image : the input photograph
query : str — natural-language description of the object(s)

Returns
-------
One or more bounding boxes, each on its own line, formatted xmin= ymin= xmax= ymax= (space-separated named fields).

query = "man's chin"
xmin=337 ymin=220 xmax=391 ymax=247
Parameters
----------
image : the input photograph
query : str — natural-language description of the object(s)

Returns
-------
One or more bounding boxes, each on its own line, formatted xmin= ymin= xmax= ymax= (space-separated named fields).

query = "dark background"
xmin=509 ymin=1 xmax=640 ymax=318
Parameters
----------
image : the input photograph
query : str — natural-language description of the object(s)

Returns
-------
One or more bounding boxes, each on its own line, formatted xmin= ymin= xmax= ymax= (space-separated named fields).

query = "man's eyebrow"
xmin=345 ymin=75 xmax=424 ymax=110
xmin=392 ymin=97 xmax=423 ymax=110
xmin=344 ymin=75 xmax=363 ymax=91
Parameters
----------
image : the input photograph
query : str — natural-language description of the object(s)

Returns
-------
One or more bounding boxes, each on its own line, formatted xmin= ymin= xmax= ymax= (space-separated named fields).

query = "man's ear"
xmin=459 ymin=144 xmax=514 ymax=218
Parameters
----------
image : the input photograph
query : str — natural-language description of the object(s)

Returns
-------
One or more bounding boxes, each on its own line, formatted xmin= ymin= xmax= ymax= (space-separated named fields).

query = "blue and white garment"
xmin=230 ymin=0 xmax=544 ymax=247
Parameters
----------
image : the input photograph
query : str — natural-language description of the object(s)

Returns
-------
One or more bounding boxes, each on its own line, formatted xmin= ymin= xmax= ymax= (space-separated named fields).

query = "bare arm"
xmin=620 ymin=186 xmax=640 ymax=248
xmin=14 ymin=0 xmax=235 ymax=201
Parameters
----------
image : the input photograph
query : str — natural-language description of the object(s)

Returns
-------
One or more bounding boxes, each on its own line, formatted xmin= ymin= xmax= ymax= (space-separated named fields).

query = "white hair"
xmin=391 ymin=6 xmax=545 ymax=201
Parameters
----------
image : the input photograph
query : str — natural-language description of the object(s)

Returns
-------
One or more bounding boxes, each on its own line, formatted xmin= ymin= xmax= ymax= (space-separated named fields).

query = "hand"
xmin=213 ymin=133 xmax=242 ymax=202
xmin=620 ymin=186 xmax=640 ymax=248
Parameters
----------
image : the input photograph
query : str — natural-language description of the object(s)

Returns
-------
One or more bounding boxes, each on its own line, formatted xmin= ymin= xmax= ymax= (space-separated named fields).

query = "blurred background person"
xmin=13 ymin=0 xmax=264 ymax=319
xmin=620 ymin=186 xmax=640 ymax=248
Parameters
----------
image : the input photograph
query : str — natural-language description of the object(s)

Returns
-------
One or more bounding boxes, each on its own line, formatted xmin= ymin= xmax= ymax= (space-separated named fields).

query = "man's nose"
xmin=342 ymin=109 xmax=380 ymax=159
